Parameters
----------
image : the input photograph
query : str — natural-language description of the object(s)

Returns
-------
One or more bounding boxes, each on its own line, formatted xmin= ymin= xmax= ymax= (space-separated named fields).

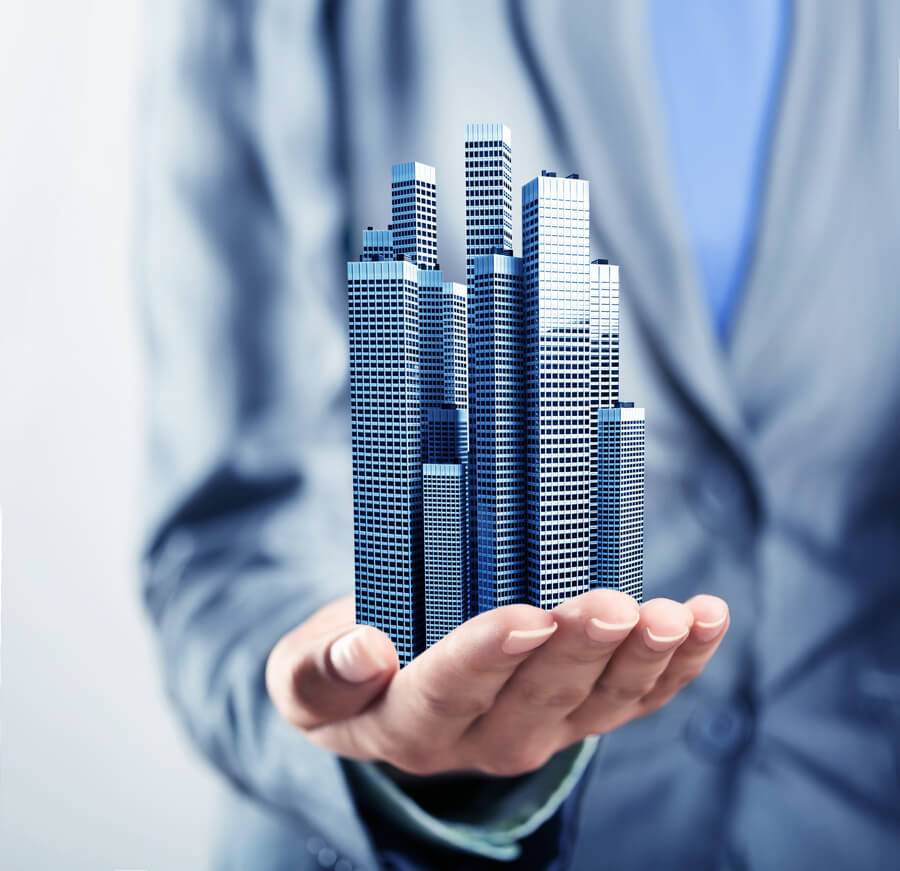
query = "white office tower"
xmin=597 ymin=403 xmax=645 ymax=602
xmin=522 ymin=171 xmax=593 ymax=609
xmin=592 ymin=260 xmax=620 ymax=406
xmin=391 ymin=161 xmax=438 ymax=268
xmin=423 ymin=463 xmax=468 ymax=647
xmin=347 ymin=258 xmax=424 ymax=664
xmin=464 ymin=123 xmax=513 ymax=283
xmin=590 ymin=259 xmax=621 ymax=584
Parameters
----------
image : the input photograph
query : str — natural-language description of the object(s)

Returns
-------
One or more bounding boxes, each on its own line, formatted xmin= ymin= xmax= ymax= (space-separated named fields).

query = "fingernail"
xmin=644 ymin=626 xmax=690 ymax=652
xmin=502 ymin=623 xmax=558 ymax=655
xmin=330 ymin=628 xmax=387 ymax=683
xmin=693 ymin=612 xmax=728 ymax=642
xmin=585 ymin=614 xmax=640 ymax=643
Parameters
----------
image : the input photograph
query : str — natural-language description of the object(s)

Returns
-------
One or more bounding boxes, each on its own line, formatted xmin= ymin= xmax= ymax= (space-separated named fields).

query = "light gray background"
xmin=0 ymin=3 xmax=220 ymax=868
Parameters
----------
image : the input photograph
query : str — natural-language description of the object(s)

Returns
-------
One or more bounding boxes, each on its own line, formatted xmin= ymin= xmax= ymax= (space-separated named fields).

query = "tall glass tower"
xmin=597 ymin=403 xmax=645 ymax=602
xmin=590 ymin=259 xmax=621 ymax=584
xmin=420 ymin=275 xmax=468 ymax=411
xmin=392 ymin=161 xmax=438 ymax=269
xmin=423 ymin=463 xmax=468 ymax=646
xmin=347 ymin=258 xmax=425 ymax=664
xmin=418 ymin=269 xmax=450 ymax=411
xmin=593 ymin=260 xmax=620 ymax=407
xmin=522 ymin=171 xmax=594 ymax=609
xmin=419 ymin=272 xmax=469 ymax=643
xmin=464 ymin=124 xmax=513 ymax=283
xmin=469 ymin=253 xmax=526 ymax=612
xmin=464 ymin=124 xmax=512 ymax=603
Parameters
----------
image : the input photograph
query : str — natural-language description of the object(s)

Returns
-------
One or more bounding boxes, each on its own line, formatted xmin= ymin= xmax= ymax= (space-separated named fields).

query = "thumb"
xmin=266 ymin=619 xmax=398 ymax=731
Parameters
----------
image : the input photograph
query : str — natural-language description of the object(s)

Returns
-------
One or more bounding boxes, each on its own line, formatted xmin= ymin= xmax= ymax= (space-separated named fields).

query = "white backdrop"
xmin=0 ymin=3 xmax=220 ymax=868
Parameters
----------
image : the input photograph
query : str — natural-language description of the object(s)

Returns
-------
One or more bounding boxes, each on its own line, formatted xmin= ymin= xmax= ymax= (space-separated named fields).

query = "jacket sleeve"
xmin=139 ymin=1 xmax=595 ymax=863
xmin=139 ymin=0 xmax=360 ymax=824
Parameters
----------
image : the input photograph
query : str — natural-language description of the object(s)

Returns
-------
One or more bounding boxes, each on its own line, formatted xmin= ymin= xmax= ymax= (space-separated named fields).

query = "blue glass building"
xmin=590 ymin=259 xmax=620 ymax=585
xmin=419 ymin=272 xmax=467 ymax=413
xmin=392 ymin=161 xmax=438 ymax=269
xmin=347 ymin=257 xmax=425 ymax=664
xmin=423 ymin=463 xmax=468 ymax=646
xmin=522 ymin=171 xmax=594 ymax=609
xmin=417 ymin=256 xmax=468 ymax=643
xmin=597 ymin=404 xmax=645 ymax=602
xmin=465 ymin=124 xmax=513 ymax=607
xmin=425 ymin=406 xmax=468 ymax=464
xmin=464 ymin=124 xmax=513 ymax=282
xmin=469 ymin=253 xmax=526 ymax=612
xmin=362 ymin=227 xmax=394 ymax=260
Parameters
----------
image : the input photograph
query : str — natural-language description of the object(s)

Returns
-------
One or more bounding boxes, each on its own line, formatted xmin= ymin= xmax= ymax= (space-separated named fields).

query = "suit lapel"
xmin=517 ymin=0 xmax=748 ymax=450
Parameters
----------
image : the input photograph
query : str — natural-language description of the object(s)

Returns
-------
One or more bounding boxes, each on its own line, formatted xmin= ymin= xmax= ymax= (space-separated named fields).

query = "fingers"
xmin=265 ymin=598 xmax=399 ymax=731
xmin=465 ymin=590 xmax=639 ymax=752
xmin=401 ymin=603 xmax=557 ymax=717
xmin=568 ymin=597 xmax=694 ymax=733
xmin=355 ymin=604 xmax=557 ymax=768
xmin=636 ymin=595 xmax=729 ymax=713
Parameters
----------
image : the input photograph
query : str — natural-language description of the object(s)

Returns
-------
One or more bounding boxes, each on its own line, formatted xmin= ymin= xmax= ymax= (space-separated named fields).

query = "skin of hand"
xmin=266 ymin=590 xmax=729 ymax=777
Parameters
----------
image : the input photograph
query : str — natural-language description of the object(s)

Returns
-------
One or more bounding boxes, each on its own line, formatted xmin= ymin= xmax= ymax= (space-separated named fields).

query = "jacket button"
xmin=686 ymin=454 xmax=756 ymax=544
xmin=317 ymin=846 xmax=338 ymax=867
xmin=686 ymin=697 xmax=753 ymax=760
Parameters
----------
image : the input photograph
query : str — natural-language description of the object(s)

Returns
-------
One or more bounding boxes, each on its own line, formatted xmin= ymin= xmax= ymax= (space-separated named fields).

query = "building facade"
xmin=597 ymin=404 xmax=645 ymax=602
xmin=361 ymin=227 xmax=394 ymax=260
xmin=425 ymin=406 xmax=468 ymax=464
xmin=593 ymin=260 xmax=621 ymax=407
xmin=469 ymin=253 xmax=526 ymax=612
xmin=590 ymin=259 xmax=621 ymax=583
xmin=347 ymin=258 xmax=425 ymax=664
xmin=423 ymin=463 xmax=468 ymax=647
xmin=464 ymin=124 xmax=513 ymax=601
xmin=391 ymin=161 xmax=438 ymax=269
xmin=522 ymin=172 xmax=594 ymax=609
xmin=418 ymin=269 xmax=450 ymax=410
xmin=464 ymin=123 xmax=513 ymax=283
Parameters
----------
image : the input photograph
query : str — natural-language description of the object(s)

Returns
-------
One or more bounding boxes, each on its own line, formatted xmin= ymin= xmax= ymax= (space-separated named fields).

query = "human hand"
xmin=266 ymin=590 xmax=728 ymax=776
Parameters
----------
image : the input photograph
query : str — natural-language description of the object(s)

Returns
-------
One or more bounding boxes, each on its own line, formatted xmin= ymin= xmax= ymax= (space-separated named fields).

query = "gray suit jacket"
xmin=140 ymin=1 xmax=900 ymax=868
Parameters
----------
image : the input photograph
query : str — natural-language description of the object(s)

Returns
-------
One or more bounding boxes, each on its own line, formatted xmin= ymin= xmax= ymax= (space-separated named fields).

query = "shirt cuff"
xmin=343 ymin=737 xmax=599 ymax=862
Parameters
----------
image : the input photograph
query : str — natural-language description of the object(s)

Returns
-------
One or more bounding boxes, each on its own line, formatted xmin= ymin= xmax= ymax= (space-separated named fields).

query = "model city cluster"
xmin=348 ymin=124 xmax=645 ymax=664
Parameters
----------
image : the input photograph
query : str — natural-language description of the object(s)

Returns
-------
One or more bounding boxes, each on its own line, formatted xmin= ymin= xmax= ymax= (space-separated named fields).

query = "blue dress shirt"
xmin=650 ymin=0 xmax=791 ymax=340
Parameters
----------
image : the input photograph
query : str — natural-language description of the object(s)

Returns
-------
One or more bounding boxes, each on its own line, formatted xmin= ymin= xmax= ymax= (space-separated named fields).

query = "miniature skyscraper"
xmin=465 ymin=124 xmax=514 ymax=613
xmin=348 ymin=253 xmax=425 ymax=664
xmin=392 ymin=161 xmax=438 ymax=268
xmin=469 ymin=252 xmax=526 ymax=612
xmin=421 ymin=281 xmax=470 ymax=644
xmin=522 ymin=171 xmax=594 ymax=609
xmin=464 ymin=124 xmax=513 ymax=282
xmin=597 ymin=403 xmax=645 ymax=602
xmin=591 ymin=259 xmax=643 ymax=602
